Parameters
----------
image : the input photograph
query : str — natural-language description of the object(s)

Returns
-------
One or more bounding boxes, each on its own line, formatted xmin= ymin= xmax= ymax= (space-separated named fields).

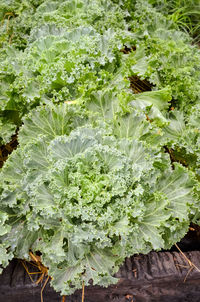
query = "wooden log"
xmin=1 ymin=250 xmax=200 ymax=302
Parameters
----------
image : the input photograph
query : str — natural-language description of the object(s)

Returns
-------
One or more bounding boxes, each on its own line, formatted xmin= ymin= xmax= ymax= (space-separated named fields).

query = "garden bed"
xmin=1 ymin=251 xmax=200 ymax=302
xmin=1 ymin=229 xmax=200 ymax=302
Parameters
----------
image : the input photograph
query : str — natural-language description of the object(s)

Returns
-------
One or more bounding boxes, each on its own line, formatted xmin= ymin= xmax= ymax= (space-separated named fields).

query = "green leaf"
xmin=155 ymin=163 xmax=195 ymax=221
xmin=19 ymin=104 xmax=87 ymax=146
xmin=0 ymin=243 xmax=13 ymax=273
xmin=50 ymin=247 xmax=119 ymax=295
xmin=130 ymin=87 xmax=171 ymax=124
xmin=86 ymin=89 xmax=120 ymax=120
xmin=163 ymin=110 xmax=185 ymax=141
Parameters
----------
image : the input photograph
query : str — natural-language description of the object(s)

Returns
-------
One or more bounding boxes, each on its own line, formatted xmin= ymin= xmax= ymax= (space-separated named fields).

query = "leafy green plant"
xmin=0 ymin=0 xmax=132 ymax=144
xmin=150 ymin=0 xmax=200 ymax=42
xmin=0 ymin=100 xmax=197 ymax=294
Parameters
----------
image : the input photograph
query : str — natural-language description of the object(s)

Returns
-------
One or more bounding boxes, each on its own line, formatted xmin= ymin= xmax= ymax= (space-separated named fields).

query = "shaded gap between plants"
xmin=129 ymin=75 xmax=152 ymax=94
xmin=0 ymin=132 xmax=18 ymax=168
xmin=166 ymin=224 xmax=200 ymax=253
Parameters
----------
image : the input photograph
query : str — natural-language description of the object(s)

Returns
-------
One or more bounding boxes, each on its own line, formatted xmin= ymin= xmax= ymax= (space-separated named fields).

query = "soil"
xmin=0 ymin=133 xmax=18 ymax=168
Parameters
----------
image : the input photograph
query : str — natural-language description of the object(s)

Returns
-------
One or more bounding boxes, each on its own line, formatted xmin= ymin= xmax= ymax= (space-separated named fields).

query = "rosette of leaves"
xmin=149 ymin=0 xmax=200 ymax=43
xmin=0 ymin=100 xmax=197 ymax=295
xmin=125 ymin=0 xmax=200 ymax=111
xmin=0 ymin=0 xmax=135 ymax=145
xmin=32 ymin=0 xmax=127 ymax=33
xmin=0 ymin=22 xmax=133 ymax=144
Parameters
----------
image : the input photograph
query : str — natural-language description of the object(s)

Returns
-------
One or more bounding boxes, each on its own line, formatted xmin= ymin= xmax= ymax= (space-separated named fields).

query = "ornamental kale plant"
xmin=0 ymin=0 xmax=131 ymax=144
xmin=150 ymin=0 xmax=200 ymax=43
xmin=0 ymin=100 xmax=197 ymax=294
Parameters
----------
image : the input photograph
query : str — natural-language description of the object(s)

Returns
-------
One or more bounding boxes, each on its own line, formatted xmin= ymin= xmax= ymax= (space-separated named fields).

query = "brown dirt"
xmin=0 ymin=133 xmax=18 ymax=168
